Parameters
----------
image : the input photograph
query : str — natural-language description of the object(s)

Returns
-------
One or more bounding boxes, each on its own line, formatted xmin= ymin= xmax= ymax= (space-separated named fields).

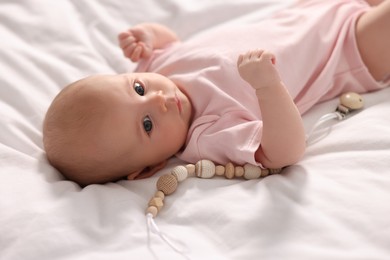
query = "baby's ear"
xmin=127 ymin=161 xmax=167 ymax=180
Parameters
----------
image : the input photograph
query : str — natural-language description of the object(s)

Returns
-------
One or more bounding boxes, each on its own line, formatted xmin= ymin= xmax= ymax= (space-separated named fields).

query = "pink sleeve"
xmin=178 ymin=111 xmax=264 ymax=167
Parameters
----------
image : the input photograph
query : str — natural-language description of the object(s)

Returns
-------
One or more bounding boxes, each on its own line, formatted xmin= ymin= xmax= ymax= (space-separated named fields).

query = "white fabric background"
xmin=0 ymin=1 xmax=389 ymax=259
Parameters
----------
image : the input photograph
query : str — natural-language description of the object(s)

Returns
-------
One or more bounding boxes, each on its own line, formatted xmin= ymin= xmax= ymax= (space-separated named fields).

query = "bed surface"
xmin=1 ymin=1 xmax=390 ymax=259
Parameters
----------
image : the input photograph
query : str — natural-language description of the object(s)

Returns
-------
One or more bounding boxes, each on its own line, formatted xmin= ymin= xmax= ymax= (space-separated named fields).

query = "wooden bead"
xmin=261 ymin=168 xmax=269 ymax=177
xmin=215 ymin=165 xmax=225 ymax=176
xmin=156 ymin=174 xmax=178 ymax=195
xmin=146 ymin=206 xmax=158 ymax=218
xmin=235 ymin=166 xmax=244 ymax=178
xmin=155 ymin=191 xmax=165 ymax=200
xmin=243 ymin=164 xmax=261 ymax=179
xmin=269 ymin=168 xmax=282 ymax=175
xmin=195 ymin=160 xmax=216 ymax=178
xmin=186 ymin=164 xmax=195 ymax=177
xmin=148 ymin=197 xmax=164 ymax=211
xmin=172 ymin=165 xmax=188 ymax=182
xmin=340 ymin=92 xmax=364 ymax=110
xmin=225 ymin=162 xmax=235 ymax=179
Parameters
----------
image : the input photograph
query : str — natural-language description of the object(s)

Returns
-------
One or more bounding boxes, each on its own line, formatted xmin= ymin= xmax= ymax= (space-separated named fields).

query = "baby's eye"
xmin=143 ymin=116 xmax=153 ymax=134
xmin=134 ymin=82 xmax=145 ymax=96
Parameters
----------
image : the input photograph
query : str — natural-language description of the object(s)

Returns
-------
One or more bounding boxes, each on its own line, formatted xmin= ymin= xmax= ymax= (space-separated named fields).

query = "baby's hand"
xmin=237 ymin=49 xmax=281 ymax=90
xmin=118 ymin=25 xmax=154 ymax=62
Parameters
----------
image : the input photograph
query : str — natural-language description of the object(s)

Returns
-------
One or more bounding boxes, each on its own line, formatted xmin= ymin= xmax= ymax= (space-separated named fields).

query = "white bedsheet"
xmin=1 ymin=1 xmax=390 ymax=259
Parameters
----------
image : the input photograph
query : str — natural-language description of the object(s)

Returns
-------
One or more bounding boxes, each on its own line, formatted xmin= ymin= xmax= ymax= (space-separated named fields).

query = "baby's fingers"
xmin=130 ymin=44 xmax=143 ymax=62
xmin=237 ymin=49 xmax=265 ymax=66
xmin=261 ymin=51 xmax=276 ymax=65
xmin=118 ymin=31 xmax=131 ymax=41
xmin=118 ymin=31 xmax=135 ymax=44
xmin=118 ymin=32 xmax=137 ymax=57
xmin=119 ymin=36 xmax=136 ymax=50
xmin=138 ymin=42 xmax=152 ymax=59
xmin=237 ymin=54 xmax=244 ymax=67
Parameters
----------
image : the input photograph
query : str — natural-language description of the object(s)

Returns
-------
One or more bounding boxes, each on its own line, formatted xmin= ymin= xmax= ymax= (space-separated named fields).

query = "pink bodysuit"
xmin=136 ymin=0 xmax=384 ymax=166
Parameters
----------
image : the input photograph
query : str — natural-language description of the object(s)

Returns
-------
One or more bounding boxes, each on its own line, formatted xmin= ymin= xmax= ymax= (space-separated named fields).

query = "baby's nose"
xmin=151 ymin=91 xmax=167 ymax=112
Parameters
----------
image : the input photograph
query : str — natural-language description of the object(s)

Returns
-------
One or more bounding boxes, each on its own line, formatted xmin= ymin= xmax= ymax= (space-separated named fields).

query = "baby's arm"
xmin=118 ymin=23 xmax=179 ymax=62
xmin=237 ymin=49 xmax=306 ymax=169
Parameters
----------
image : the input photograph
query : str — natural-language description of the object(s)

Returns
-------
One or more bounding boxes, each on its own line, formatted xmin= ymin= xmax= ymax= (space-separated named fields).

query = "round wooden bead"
xmin=172 ymin=165 xmax=188 ymax=182
xmin=146 ymin=206 xmax=158 ymax=218
xmin=195 ymin=160 xmax=216 ymax=178
xmin=148 ymin=197 xmax=164 ymax=211
xmin=235 ymin=166 xmax=244 ymax=178
xmin=186 ymin=164 xmax=196 ymax=177
xmin=155 ymin=190 xmax=165 ymax=200
xmin=243 ymin=164 xmax=261 ymax=179
xmin=156 ymin=174 xmax=178 ymax=195
xmin=340 ymin=92 xmax=364 ymax=110
xmin=215 ymin=165 xmax=225 ymax=176
xmin=225 ymin=162 xmax=235 ymax=179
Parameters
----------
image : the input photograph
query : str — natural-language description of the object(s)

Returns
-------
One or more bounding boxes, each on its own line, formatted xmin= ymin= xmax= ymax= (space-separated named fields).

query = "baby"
xmin=43 ymin=0 xmax=389 ymax=186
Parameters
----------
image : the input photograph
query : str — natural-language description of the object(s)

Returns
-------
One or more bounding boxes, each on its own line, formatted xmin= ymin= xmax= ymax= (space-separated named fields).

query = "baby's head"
xmin=43 ymin=73 xmax=192 ymax=186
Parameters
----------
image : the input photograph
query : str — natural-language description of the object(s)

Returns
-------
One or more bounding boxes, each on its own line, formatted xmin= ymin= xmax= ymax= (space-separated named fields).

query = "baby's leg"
xmin=356 ymin=0 xmax=390 ymax=82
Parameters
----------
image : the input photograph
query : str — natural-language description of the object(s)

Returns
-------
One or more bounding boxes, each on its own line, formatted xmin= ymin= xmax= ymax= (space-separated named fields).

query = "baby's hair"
xmin=43 ymin=77 xmax=127 ymax=186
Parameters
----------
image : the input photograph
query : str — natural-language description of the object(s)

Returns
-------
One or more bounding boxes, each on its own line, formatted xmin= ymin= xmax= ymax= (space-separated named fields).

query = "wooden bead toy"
xmin=172 ymin=165 xmax=188 ymax=182
xmin=225 ymin=162 xmax=235 ymax=179
xmin=195 ymin=159 xmax=216 ymax=178
xmin=261 ymin=168 xmax=269 ymax=177
xmin=337 ymin=92 xmax=364 ymax=116
xmin=186 ymin=164 xmax=195 ymax=177
xmin=147 ymin=160 xmax=282 ymax=218
xmin=339 ymin=92 xmax=364 ymax=110
xmin=155 ymin=191 xmax=165 ymax=199
xmin=156 ymin=174 xmax=178 ymax=195
xmin=235 ymin=166 xmax=244 ymax=178
xmin=269 ymin=168 xmax=282 ymax=175
xmin=147 ymin=92 xmax=365 ymax=219
xmin=146 ymin=206 xmax=158 ymax=218
xmin=243 ymin=163 xmax=261 ymax=179
xmin=215 ymin=165 xmax=225 ymax=176
xmin=148 ymin=197 xmax=164 ymax=211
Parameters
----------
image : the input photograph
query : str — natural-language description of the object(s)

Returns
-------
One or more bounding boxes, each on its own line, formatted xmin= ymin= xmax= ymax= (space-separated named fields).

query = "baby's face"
xmin=77 ymin=72 xmax=192 ymax=180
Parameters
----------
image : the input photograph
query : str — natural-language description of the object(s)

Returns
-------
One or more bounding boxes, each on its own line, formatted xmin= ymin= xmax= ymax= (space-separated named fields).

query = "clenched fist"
xmin=237 ymin=49 xmax=282 ymax=90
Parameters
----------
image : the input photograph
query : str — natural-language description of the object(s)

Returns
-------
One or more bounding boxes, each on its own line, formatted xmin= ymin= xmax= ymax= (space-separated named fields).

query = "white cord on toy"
xmin=306 ymin=92 xmax=364 ymax=144
xmin=146 ymin=213 xmax=191 ymax=259
xmin=306 ymin=111 xmax=343 ymax=143
xmin=146 ymin=213 xmax=184 ymax=253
